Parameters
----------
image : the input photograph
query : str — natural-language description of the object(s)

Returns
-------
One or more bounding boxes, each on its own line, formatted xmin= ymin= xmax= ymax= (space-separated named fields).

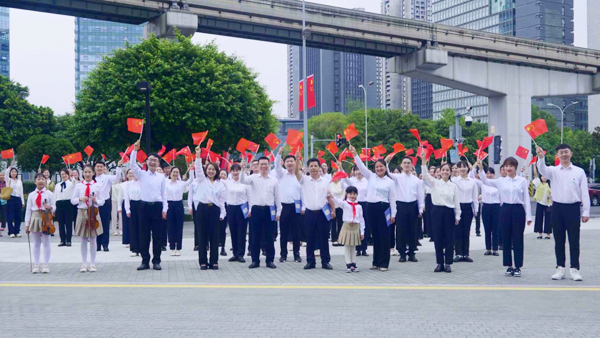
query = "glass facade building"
xmin=588 ymin=0 xmax=600 ymax=132
xmin=0 ymin=8 xmax=9 ymax=78
xmin=75 ymin=18 xmax=145 ymax=96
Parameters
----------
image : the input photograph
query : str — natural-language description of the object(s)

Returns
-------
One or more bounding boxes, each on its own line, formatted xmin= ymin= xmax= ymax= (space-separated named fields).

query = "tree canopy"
xmin=16 ymin=135 xmax=77 ymax=173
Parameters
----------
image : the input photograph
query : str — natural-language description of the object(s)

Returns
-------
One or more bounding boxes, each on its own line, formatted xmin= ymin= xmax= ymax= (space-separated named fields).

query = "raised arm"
xmin=274 ymin=147 xmax=285 ymax=179
xmin=417 ymin=179 xmax=425 ymax=215
xmin=471 ymin=180 xmax=479 ymax=215
xmin=535 ymin=145 xmax=553 ymax=181
xmin=123 ymin=183 xmax=132 ymax=215
xmin=349 ymin=145 xmax=372 ymax=179
xmin=580 ymin=170 xmax=591 ymax=219
xmin=522 ymin=179 xmax=532 ymax=223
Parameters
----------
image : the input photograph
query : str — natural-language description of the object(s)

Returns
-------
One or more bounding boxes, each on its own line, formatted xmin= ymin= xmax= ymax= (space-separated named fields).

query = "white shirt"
xmin=329 ymin=181 xmax=345 ymax=201
xmin=421 ymin=166 xmax=461 ymax=221
xmin=222 ymin=178 xmax=250 ymax=206
xmin=193 ymin=159 xmax=227 ymax=219
xmin=24 ymin=188 xmax=56 ymax=226
xmin=354 ymin=155 xmax=397 ymax=215
xmin=95 ymin=167 xmax=122 ymax=200
xmin=54 ymin=180 xmax=75 ymax=202
xmin=342 ymin=176 xmax=368 ymax=202
xmin=331 ymin=196 xmax=365 ymax=235
xmin=480 ymin=172 xmax=532 ymax=222
xmin=122 ymin=180 xmax=142 ymax=214
xmin=537 ymin=159 xmax=590 ymax=217
xmin=469 ymin=169 xmax=500 ymax=205
xmin=239 ymin=169 xmax=282 ymax=217
xmin=388 ymin=170 xmax=425 ymax=214
xmin=165 ymin=177 xmax=192 ymax=201
xmin=71 ymin=180 xmax=106 ymax=209
xmin=299 ymin=175 xmax=330 ymax=211
xmin=452 ymin=175 xmax=479 ymax=214
xmin=5 ymin=169 xmax=24 ymax=204
xmin=273 ymin=155 xmax=302 ymax=203
xmin=130 ymin=150 xmax=168 ymax=213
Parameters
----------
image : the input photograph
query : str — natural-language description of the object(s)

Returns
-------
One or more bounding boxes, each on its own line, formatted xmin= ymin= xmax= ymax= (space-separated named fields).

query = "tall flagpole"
xmin=302 ymin=0 xmax=309 ymax=162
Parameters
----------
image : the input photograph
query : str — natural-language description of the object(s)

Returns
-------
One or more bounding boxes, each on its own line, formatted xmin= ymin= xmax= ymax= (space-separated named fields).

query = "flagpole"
xmin=138 ymin=120 xmax=145 ymax=142
xmin=301 ymin=0 xmax=309 ymax=163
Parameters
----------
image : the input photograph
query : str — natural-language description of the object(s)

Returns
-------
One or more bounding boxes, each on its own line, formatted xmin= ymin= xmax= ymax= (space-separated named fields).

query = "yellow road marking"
xmin=0 ymin=283 xmax=598 ymax=291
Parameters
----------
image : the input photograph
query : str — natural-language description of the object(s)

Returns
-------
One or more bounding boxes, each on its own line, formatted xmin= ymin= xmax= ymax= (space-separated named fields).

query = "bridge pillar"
xmin=145 ymin=10 xmax=198 ymax=40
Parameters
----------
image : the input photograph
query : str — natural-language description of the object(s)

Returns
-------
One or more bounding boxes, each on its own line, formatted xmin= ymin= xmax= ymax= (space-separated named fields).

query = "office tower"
xmin=0 ymin=7 xmax=8 ymax=78
xmin=409 ymin=0 xmax=433 ymax=118
xmin=588 ymin=0 xmax=600 ymax=132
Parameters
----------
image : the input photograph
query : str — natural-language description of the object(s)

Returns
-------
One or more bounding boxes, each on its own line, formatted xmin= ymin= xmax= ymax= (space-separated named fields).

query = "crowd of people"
xmin=0 ymin=139 xmax=591 ymax=281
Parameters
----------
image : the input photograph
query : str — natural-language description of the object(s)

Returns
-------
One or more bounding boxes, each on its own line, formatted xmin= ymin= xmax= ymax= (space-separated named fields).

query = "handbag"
xmin=1 ymin=187 xmax=13 ymax=201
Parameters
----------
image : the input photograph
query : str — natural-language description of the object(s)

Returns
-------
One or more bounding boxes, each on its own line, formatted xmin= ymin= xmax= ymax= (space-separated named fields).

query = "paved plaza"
xmin=1 ymin=217 xmax=599 ymax=337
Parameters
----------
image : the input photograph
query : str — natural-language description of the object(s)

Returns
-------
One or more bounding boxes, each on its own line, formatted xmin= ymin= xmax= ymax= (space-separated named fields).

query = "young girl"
xmin=24 ymin=173 xmax=56 ymax=273
xmin=55 ymin=169 xmax=75 ymax=247
xmin=71 ymin=165 xmax=105 ymax=273
xmin=331 ymin=186 xmax=365 ymax=272
xmin=5 ymin=165 xmax=24 ymax=238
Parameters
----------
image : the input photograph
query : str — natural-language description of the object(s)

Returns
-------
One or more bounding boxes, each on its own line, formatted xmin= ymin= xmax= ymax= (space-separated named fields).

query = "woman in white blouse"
xmin=55 ymin=169 xmax=76 ymax=247
xmin=165 ymin=167 xmax=193 ymax=257
xmin=222 ymin=163 xmax=250 ymax=263
xmin=451 ymin=161 xmax=479 ymax=263
xmin=5 ymin=165 xmax=24 ymax=238
xmin=420 ymin=152 xmax=461 ymax=273
xmin=349 ymin=145 xmax=396 ymax=272
xmin=478 ymin=157 xmax=532 ymax=277
xmin=122 ymin=169 xmax=142 ymax=257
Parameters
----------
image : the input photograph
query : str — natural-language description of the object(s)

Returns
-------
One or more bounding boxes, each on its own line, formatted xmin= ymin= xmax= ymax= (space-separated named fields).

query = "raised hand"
xmin=348 ymin=145 xmax=357 ymax=156
xmin=535 ymin=145 xmax=544 ymax=158
xmin=134 ymin=140 xmax=141 ymax=151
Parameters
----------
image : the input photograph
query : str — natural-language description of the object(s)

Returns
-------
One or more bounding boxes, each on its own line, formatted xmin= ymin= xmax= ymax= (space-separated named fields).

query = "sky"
xmin=9 ymin=0 xmax=588 ymax=118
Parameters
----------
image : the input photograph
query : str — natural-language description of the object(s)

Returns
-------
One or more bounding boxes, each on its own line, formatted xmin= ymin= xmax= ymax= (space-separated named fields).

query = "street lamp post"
xmin=547 ymin=102 xmax=579 ymax=144
xmin=136 ymin=81 xmax=152 ymax=152
xmin=301 ymin=0 xmax=309 ymax=162
xmin=358 ymin=81 xmax=374 ymax=165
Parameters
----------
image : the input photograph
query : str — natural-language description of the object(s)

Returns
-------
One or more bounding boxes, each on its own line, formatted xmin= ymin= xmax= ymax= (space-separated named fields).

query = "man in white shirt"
xmin=536 ymin=144 xmax=590 ymax=282
xmin=94 ymin=161 xmax=121 ymax=251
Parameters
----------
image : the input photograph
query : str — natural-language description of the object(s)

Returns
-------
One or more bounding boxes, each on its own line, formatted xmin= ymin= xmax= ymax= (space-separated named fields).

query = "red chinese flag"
xmin=425 ymin=145 xmax=435 ymax=160
xmin=119 ymin=153 xmax=130 ymax=164
xmin=331 ymin=161 xmax=339 ymax=170
xmin=176 ymin=146 xmax=192 ymax=158
xmin=359 ymin=148 xmax=371 ymax=161
xmin=186 ymin=154 xmax=195 ymax=163
xmin=222 ymin=151 xmax=231 ymax=161
xmin=331 ymin=171 xmax=348 ymax=182
xmin=318 ymin=157 xmax=325 ymax=165
xmin=554 ymin=155 xmax=560 ymax=166
xmin=298 ymin=80 xmax=304 ymax=112
xmin=480 ymin=136 xmax=494 ymax=151
xmin=41 ymin=154 xmax=50 ymax=164
xmin=372 ymin=144 xmax=387 ymax=155
xmin=286 ymin=129 xmax=304 ymax=147
xmin=515 ymin=146 xmax=530 ymax=160
xmin=101 ymin=154 xmax=107 ymax=161
xmin=192 ymin=131 xmax=209 ymax=145
xmin=416 ymin=146 xmax=425 ymax=158
xmin=307 ymin=74 xmax=316 ymax=109
xmin=84 ymin=145 xmax=94 ymax=157
xmin=136 ymin=150 xmax=148 ymax=163
xmin=62 ymin=152 xmax=82 ymax=165
xmin=206 ymin=139 xmax=214 ymax=152
xmin=409 ymin=129 xmax=421 ymax=143
xmin=125 ymin=144 xmax=135 ymax=156
xmin=127 ymin=118 xmax=144 ymax=134
xmin=434 ymin=149 xmax=444 ymax=160
xmin=343 ymin=123 xmax=359 ymax=141
xmin=1 ymin=148 xmax=14 ymax=159
xmin=162 ymin=149 xmax=176 ymax=163
xmin=339 ymin=149 xmax=351 ymax=161
xmin=290 ymin=142 xmax=304 ymax=155
xmin=157 ymin=145 xmax=166 ymax=157
xmin=325 ymin=141 xmax=339 ymax=155
xmin=458 ymin=144 xmax=469 ymax=156
xmin=245 ymin=152 xmax=254 ymax=163
xmin=264 ymin=133 xmax=281 ymax=149
xmin=220 ymin=158 xmax=229 ymax=170
xmin=264 ymin=150 xmax=275 ymax=163
xmin=475 ymin=150 xmax=488 ymax=160
xmin=372 ymin=153 xmax=384 ymax=161
xmin=405 ymin=148 xmax=414 ymax=156
xmin=246 ymin=141 xmax=260 ymax=153
xmin=476 ymin=139 xmax=483 ymax=150
xmin=391 ymin=143 xmax=405 ymax=154
xmin=410 ymin=156 xmax=417 ymax=167
xmin=440 ymin=138 xmax=454 ymax=152
xmin=525 ymin=119 xmax=549 ymax=139
xmin=529 ymin=156 xmax=538 ymax=166
xmin=200 ymin=148 xmax=208 ymax=159
xmin=236 ymin=138 xmax=250 ymax=153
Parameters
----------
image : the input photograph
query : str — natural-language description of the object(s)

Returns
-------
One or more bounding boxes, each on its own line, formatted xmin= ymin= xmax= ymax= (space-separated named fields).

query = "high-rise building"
xmin=0 ymin=7 xmax=9 ymax=78
xmin=75 ymin=18 xmax=144 ymax=96
xmin=588 ymin=0 xmax=600 ymax=132
xmin=432 ymin=0 xmax=588 ymax=130
xmin=409 ymin=0 xmax=433 ymax=119
xmin=287 ymin=9 xmax=379 ymax=119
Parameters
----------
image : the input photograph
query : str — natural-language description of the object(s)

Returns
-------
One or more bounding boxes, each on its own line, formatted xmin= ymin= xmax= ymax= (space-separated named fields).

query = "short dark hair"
xmin=94 ymin=161 xmax=106 ymax=168
xmin=251 ymin=159 xmax=259 ymax=164
xmin=401 ymin=156 xmax=412 ymax=163
xmin=457 ymin=160 xmax=469 ymax=171
xmin=440 ymin=163 xmax=452 ymax=172
xmin=147 ymin=153 xmax=161 ymax=161
xmin=257 ymin=156 xmax=270 ymax=164
xmin=502 ymin=157 xmax=519 ymax=169
xmin=306 ymin=158 xmax=320 ymax=167
xmin=59 ymin=169 xmax=70 ymax=177
xmin=283 ymin=154 xmax=296 ymax=162
xmin=345 ymin=186 xmax=358 ymax=195
xmin=556 ymin=144 xmax=572 ymax=151
xmin=230 ymin=164 xmax=242 ymax=171
xmin=161 ymin=162 xmax=171 ymax=169
xmin=34 ymin=173 xmax=45 ymax=181
xmin=204 ymin=162 xmax=220 ymax=179
xmin=486 ymin=167 xmax=495 ymax=175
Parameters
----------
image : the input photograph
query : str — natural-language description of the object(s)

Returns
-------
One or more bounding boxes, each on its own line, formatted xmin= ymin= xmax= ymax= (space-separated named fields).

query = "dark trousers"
xmin=0 ymin=202 xmax=7 ymax=229
xmin=167 ymin=201 xmax=184 ymax=250
xmin=369 ymin=202 xmax=391 ymax=268
xmin=219 ymin=216 xmax=227 ymax=248
xmin=121 ymin=201 xmax=130 ymax=245
xmin=423 ymin=194 xmax=433 ymax=237
xmin=192 ymin=204 xmax=199 ymax=248
xmin=129 ymin=200 xmax=141 ymax=253
xmin=432 ymin=205 xmax=455 ymax=265
xmin=304 ymin=209 xmax=331 ymax=264
xmin=552 ymin=202 xmax=581 ymax=269
xmin=139 ymin=202 xmax=163 ymax=265
xmin=250 ymin=206 xmax=275 ymax=263
xmin=161 ymin=218 xmax=168 ymax=248
xmin=534 ymin=203 xmax=552 ymax=234
xmin=331 ymin=208 xmax=343 ymax=243
xmin=357 ymin=202 xmax=369 ymax=253
xmin=97 ymin=199 xmax=111 ymax=249
xmin=56 ymin=200 xmax=73 ymax=244
xmin=416 ymin=216 xmax=423 ymax=240
xmin=197 ymin=203 xmax=221 ymax=265
xmin=500 ymin=203 xmax=526 ymax=268
xmin=482 ymin=203 xmax=500 ymax=251
xmin=389 ymin=220 xmax=396 ymax=249
xmin=6 ymin=196 xmax=22 ymax=235
xmin=455 ymin=203 xmax=474 ymax=257
xmin=279 ymin=203 xmax=301 ymax=258
xmin=227 ymin=205 xmax=247 ymax=258
xmin=396 ymin=201 xmax=418 ymax=256
xmin=474 ymin=203 xmax=482 ymax=234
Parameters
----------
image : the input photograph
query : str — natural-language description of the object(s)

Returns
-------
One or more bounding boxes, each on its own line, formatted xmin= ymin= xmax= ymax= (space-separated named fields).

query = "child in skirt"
xmin=331 ymin=186 xmax=365 ymax=272
xmin=25 ymin=173 xmax=56 ymax=274
xmin=71 ymin=165 xmax=105 ymax=273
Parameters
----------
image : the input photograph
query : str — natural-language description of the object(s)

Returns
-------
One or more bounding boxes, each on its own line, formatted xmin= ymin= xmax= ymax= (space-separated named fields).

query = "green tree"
xmin=433 ymin=109 xmax=488 ymax=163
xmin=0 ymin=76 xmax=56 ymax=150
xmin=16 ymin=135 xmax=77 ymax=173
xmin=72 ymin=32 xmax=277 ymax=156
xmin=54 ymin=113 xmax=80 ymax=149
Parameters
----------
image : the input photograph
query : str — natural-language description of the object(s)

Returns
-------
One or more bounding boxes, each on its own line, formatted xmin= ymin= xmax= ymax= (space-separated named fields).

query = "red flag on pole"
xmin=339 ymin=149 xmax=352 ymax=161
xmin=405 ymin=148 xmax=414 ymax=156
xmin=1 ymin=148 xmax=14 ymax=159
xmin=307 ymin=74 xmax=316 ymax=109
xmin=529 ymin=156 xmax=538 ymax=166
xmin=515 ymin=146 xmax=530 ymax=160
xmin=359 ymin=148 xmax=371 ymax=161
xmin=124 ymin=144 xmax=135 ymax=156
xmin=325 ymin=141 xmax=339 ymax=155
xmin=343 ymin=123 xmax=359 ymax=141
xmin=331 ymin=171 xmax=348 ymax=182
xmin=458 ymin=144 xmax=469 ymax=156
xmin=391 ymin=143 xmax=405 ymax=155
xmin=286 ymin=129 xmax=304 ymax=147
xmin=246 ymin=141 xmax=260 ymax=153
xmin=84 ymin=146 xmax=94 ymax=158
xmin=101 ymin=154 xmax=107 ymax=161
xmin=127 ymin=118 xmax=144 ymax=134
xmin=372 ymin=144 xmax=387 ymax=155
xmin=298 ymin=80 xmax=304 ymax=112
xmin=205 ymin=139 xmax=214 ymax=152
xmin=331 ymin=161 xmax=339 ymax=170
xmin=409 ymin=129 xmax=421 ymax=143
xmin=41 ymin=154 xmax=50 ymax=164
xmin=136 ymin=150 xmax=148 ymax=163
xmin=176 ymin=146 xmax=192 ymax=158
xmin=440 ymin=138 xmax=454 ymax=152
xmin=119 ymin=153 xmax=130 ymax=164
xmin=554 ymin=155 xmax=560 ymax=166
xmin=157 ymin=145 xmax=166 ymax=157
xmin=264 ymin=133 xmax=281 ymax=149
xmin=434 ymin=149 xmax=444 ymax=160
xmin=62 ymin=152 xmax=83 ymax=165
xmin=525 ymin=119 xmax=549 ymax=139
xmin=236 ymin=138 xmax=251 ymax=153
xmin=192 ymin=131 xmax=209 ymax=145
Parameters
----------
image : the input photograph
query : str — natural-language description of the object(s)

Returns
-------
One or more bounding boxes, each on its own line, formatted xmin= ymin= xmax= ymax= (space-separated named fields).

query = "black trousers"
xmin=197 ymin=203 xmax=221 ymax=265
xmin=455 ymin=203 xmax=474 ymax=257
xmin=0 ymin=202 xmax=7 ymax=229
xmin=6 ymin=196 xmax=22 ymax=235
xmin=121 ymin=201 xmax=130 ymax=245
xmin=219 ymin=215 xmax=228 ymax=248
xmin=167 ymin=201 xmax=184 ymax=250
xmin=500 ymin=203 xmax=526 ymax=268
xmin=389 ymin=219 xmax=396 ymax=249
xmin=396 ymin=201 xmax=418 ymax=256
xmin=250 ymin=206 xmax=275 ymax=263
xmin=227 ymin=205 xmax=247 ymax=258
xmin=357 ymin=202 xmax=369 ymax=253
xmin=304 ymin=209 xmax=331 ymax=264
xmin=482 ymin=203 xmax=500 ymax=251
xmin=56 ymin=200 xmax=73 ymax=244
xmin=474 ymin=203 xmax=482 ymax=234
xmin=279 ymin=203 xmax=301 ymax=258
xmin=534 ymin=203 xmax=552 ymax=234
xmin=97 ymin=199 xmax=111 ymax=249
xmin=369 ymin=202 xmax=391 ymax=268
xmin=331 ymin=207 xmax=343 ymax=243
xmin=129 ymin=200 xmax=141 ymax=253
xmin=139 ymin=202 xmax=163 ymax=265
xmin=423 ymin=194 xmax=433 ymax=237
xmin=432 ymin=205 xmax=455 ymax=265
xmin=192 ymin=203 xmax=198 ymax=248
xmin=552 ymin=202 xmax=581 ymax=269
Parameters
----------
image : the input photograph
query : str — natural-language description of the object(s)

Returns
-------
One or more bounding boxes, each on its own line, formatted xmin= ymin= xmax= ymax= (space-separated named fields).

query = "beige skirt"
xmin=74 ymin=208 xmax=104 ymax=238
xmin=338 ymin=222 xmax=362 ymax=246
xmin=28 ymin=212 xmax=45 ymax=233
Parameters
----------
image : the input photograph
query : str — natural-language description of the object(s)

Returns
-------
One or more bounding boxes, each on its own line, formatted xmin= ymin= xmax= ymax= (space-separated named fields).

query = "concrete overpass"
xmin=3 ymin=0 xmax=600 ymax=165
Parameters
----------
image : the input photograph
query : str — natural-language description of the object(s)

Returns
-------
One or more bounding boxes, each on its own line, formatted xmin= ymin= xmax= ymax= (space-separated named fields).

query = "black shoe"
xmin=304 ymin=263 xmax=316 ymax=270
xmin=97 ymin=247 xmax=102 ymax=252
xmin=493 ymin=251 xmax=500 ymax=256
xmin=399 ymin=256 xmax=407 ymax=263
xmin=453 ymin=255 xmax=462 ymax=262
xmin=248 ymin=262 xmax=260 ymax=269
xmin=66 ymin=242 xmax=72 ymax=247
xmin=537 ymin=236 xmax=543 ymax=239
xmin=279 ymin=257 xmax=287 ymax=263
xmin=476 ymin=233 xmax=481 ymax=237
xmin=505 ymin=267 xmax=514 ymax=276
xmin=545 ymin=236 xmax=551 ymax=240
xmin=200 ymin=265 xmax=208 ymax=270
xmin=484 ymin=250 xmax=492 ymax=256
xmin=294 ymin=255 xmax=302 ymax=263
xmin=153 ymin=263 xmax=161 ymax=270
xmin=137 ymin=263 xmax=150 ymax=271
xmin=103 ymin=247 xmax=109 ymax=252
xmin=228 ymin=256 xmax=239 ymax=262
xmin=361 ymin=251 xmax=369 ymax=257
xmin=408 ymin=255 xmax=418 ymax=262
xmin=321 ymin=263 xmax=333 ymax=270
xmin=266 ymin=262 xmax=277 ymax=269
xmin=209 ymin=264 xmax=219 ymax=270
xmin=58 ymin=242 xmax=66 ymax=247
xmin=247 ymin=251 xmax=251 ymax=257
xmin=414 ymin=247 xmax=419 ymax=251
xmin=194 ymin=246 xmax=199 ymax=251
xmin=444 ymin=264 xmax=452 ymax=273
xmin=463 ymin=256 xmax=473 ymax=263
xmin=238 ymin=257 xmax=246 ymax=263
xmin=356 ymin=251 xmax=362 ymax=256
xmin=434 ymin=264 xmax=443 ymax=272
xmin=513 ymin=268 xmax=521 ymax=277
xmin=429 ymin=238 xmax=434 ymax=242
xmin=220 ymin=248 xmax=227 ymax=256
xmin=423 ymin=234 xmax=429 ymax=238
xmin=161 ymin=246 xmax=167 ymax=252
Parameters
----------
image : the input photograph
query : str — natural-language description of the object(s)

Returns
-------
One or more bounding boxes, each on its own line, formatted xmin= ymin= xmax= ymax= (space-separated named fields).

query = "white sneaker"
xmin=170 ymin=250 xmax=176 ymax=256
xmin=41 ymin=265 xmax=50 ymax=274
xmin=570 ymin=268 xmax=583 ymax=281
xmin=125 ymin=244 xmax=130 ymax=248
xmin=112 ymin=232 xmax=118 ymax=236
xmin=130 ymin=252 xmax=138 ymax=257
xmin=552 ymin=267 xmax=566 ymax=280
xmin=9 ymin=234 xmax=15 ymax=238
xmin=175 ymin=250 xmax=181 ymax=256
xmin=89 ymin=265 xmax=97 ymax=272
xmin=16 ymin=234 xmax=21 ymax=238
xmin=80 ymin=265 xmax=88 ymax=273
xmin=32 ymin=265 xmax=40 ymax=273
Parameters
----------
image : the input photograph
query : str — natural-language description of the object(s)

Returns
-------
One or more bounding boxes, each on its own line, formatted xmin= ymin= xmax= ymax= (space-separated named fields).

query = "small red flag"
xmin=1 ymin=148 xmax=14 ymax=159
xmin=339 ymin=149 xmax=352 ymax=162
xmin=119 ymin=153 xmax=130 ymax=164
xmin=101 ymin=154 xmax=107 ymax=161
xmin=405 ymin=148 xmax=414 ymax=156
xmin=206 ymin=139 xmax=214 ymax=152
xmin=318 ymin=157 xmax=325 ymax=165
xmin=474 ymin=149 xmax=488 ymax=160
xmin=286 ymin=129 xmax=304 ymax=147
xmin=41 ymin=154 xmax=50 ymax=164
xmin=525 ymin=119 xmax=549 ymax=139
xmin=343 ymin=123 xmax=359 ymax=141
xmin=409 ymin=129 xmax=421 ymax=143
xmin=127 ymin=118 xmax=144 ymax=134
xmin=317 ymin=150 xmax=326 ymax=158
xmin=136 ymin=150 xmax=148 ymax=163
xmin=515 ymin=146 xmax=530 ymax=160
xmin=440 ymin=138 xmax=454 ymax=152
xmin=264 ymin=150 xmax=275 ymax=163
xmin=84 ymin=145 xmax=94 ymax=157
xmin=307 ymin=74 xmax=316 ymax=109
xmin=529 ymin=156 xmax=537 ymax=166
xmin=157 ymin=145 xmax=166 ymax=157
xmin=176 ymin=146 xmax=192 ymax=158
xmin=264 ymin=133 xmax=281 ymax=149
xmin=246 ymin=141 xmax=260 ymax=153
xmin=162 ymin=149 xmax=176 ymax=164
xmin=391 ymin=143 xmax=405 ymax=155
xmin=325 ymin=141 xmax=339 ymax=155
xmin=359 ymin=148 xmax=371 ymax=162
xmin=192 ymin=131 xmax=209 ymax=145
xmin=125 ymin=144 xmax=135 ymax=156
xmin=331 ymin=161 xmax=339 ymax=170
xmin=290 ymin=142 xmax=304 ymax=155
xmin=480 ymin=136 xmax=494 ymax=151
xmin=458 ymin=144 xmax=469 ymax=156
xmin=220 ymin=157 xmax=229 ymax=170
xmin=222 ymin=151 xmax=231 ymax=161
xmin=372 ymin=144 xmax=387 ymax=155
xmin=554 ymin=155 xmax=560 ymax=166
xmin=236 ymin=138 xmax=251 ymax=153
xmin=331 ymin=171 xmax=349 ymax=182
xmin=298 ymin=80 xmax=304 ymax=112
xmin=62 ymin=152 xmax=82 ymax=165
xmin=434 ymin=149 xmax=444 ymax=160
xmin=410 ymin=156 xmax=417 ymax=167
